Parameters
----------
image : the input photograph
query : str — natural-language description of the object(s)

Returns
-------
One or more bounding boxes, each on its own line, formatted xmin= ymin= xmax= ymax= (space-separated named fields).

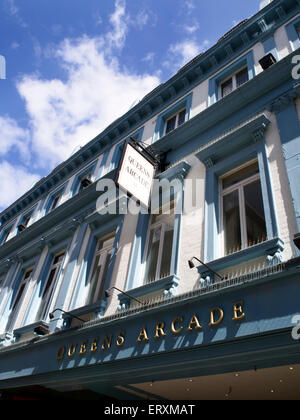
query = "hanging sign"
xmin=116 ymin=141 xmax=156 ymax=207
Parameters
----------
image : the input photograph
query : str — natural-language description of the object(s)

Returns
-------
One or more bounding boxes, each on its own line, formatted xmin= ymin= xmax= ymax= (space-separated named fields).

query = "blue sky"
xmin=0 ymin=0 xmax=262 ymax=212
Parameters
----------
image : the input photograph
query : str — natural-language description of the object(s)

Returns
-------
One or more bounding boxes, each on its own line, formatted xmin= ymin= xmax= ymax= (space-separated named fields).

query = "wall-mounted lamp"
xmin=259 ymin=53 xmax=277 ymax=70
xmin=105 ymin=286 xmax=143 ymax=305
xmin=49 ymin=308 xmax=85 ymax=323
xmin=34 ymin=324 xmax=50 ymax=336
xmin=188 ymin=257 xmax=223 ymax=281
xmin=293 ymin=233 xmax=300 ymax=251
xmin=80 ymin=177 xmax=92 ymax=188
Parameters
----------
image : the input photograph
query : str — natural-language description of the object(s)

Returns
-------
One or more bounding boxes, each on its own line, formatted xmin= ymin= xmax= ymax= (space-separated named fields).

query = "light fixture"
xmin=188 ymin=257 xmax=223 ymax=280
xmin=18 ymin=224 xmax=26 ymax=233
xmin=80 ymin=177 xmax=92 ymax=188
xmin=259 ymin=53 xmax=277 ymax=70
xmin=34 ymin=324 xmax=50 ymax=336
xmin=225 ymin=386 xmax=232 ymax=398
xmin=105 ymin=286 xmax=143 ymax=305
xmin=49 ymin=308 xmax=85 ymax=323
xmin=293 ymin=233 xmax=300 ymax=251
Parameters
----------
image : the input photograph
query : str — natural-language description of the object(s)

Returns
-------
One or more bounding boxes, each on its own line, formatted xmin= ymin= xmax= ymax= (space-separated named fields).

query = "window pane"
xmin=159 ymin=222 xmax=174 ymax=279
xmin=98 ymin=234 xmax=115 ymax=251
xmin=223 ymin=190 xmax=241 ymax=255
xmin=222 ymin=161 xmax=259 ymax=190
xmin=38 ymin=252 xmax=65 ymax=320
xmin=2 ymin=228 xmax=11 ymax=243
xmin=244 ymin=180 xmax=267 ymax=246
xmin=144 ymin=226 xmax=161 ymax=283
xmin=23 ymin=215 xmax=31 ymax=227
xmin=236 ymin=68 xmax=249 ymax=87
xmin=177 ymin=109 xmax=186 ymax=126
xmin=165 ymin=115 xmax=176 ymax=134
xmin=88 ymin=254 xmax=101 ymax=303
xmin=50 ymin=195 xmax=61 ymax=211
xmin=96 ymin=250 xmax=112 ymax=301
xmin=42 ymin=268 xmax=57 ymax=300
xmin=13 ymin=270 xmax=32 ymax=312
xmin=88 ymin=233 xmax=115 ymax=304
xmin=221 ymin=78 xmax=233 ymax=97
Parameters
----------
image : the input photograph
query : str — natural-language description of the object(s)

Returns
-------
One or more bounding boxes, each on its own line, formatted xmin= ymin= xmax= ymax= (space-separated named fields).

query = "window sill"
xmin=13 ymin=321 xmax=50 ymax=339
xmin=119 ymin=275 xmax=180 ymax=307
xmin=196 ymin=237 xmax=284 ymax=279
xmin=61 ymin=302 xmax=106 ymax=324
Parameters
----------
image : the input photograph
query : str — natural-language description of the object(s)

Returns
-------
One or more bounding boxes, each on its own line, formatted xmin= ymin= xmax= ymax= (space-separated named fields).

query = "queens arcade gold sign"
xmin=56 ymin=302 xmax=245 ymax=361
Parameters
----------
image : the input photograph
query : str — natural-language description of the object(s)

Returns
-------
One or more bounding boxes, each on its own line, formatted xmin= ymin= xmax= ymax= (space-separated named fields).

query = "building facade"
xmin=0 ymin=0 xmax=300 ymax=400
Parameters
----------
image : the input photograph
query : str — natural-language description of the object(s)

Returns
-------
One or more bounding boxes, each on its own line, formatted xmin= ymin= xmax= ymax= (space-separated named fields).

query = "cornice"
xmin=151 ymin=48 xmax=298 ymax=163
xmin=0 ymin=0 xmax=299 ymax=226
xmin=268 ymin=82 xmax=300 ymax=112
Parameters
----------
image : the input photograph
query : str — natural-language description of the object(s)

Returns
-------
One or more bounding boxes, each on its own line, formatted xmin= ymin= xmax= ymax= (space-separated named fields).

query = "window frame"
xmin=36 ymin=250 xmax=66 ymax=321
xmin=285 ymin=17 xmax=300 ymax=51
xmin=195 ymin=114 xmax=279 ymax=268
xmin=44 ymin=183 xmax=66 ymax=216
xmin=219 ymin=66 xmax=249 ymax=99
xmin=142 ymin=204 xmax=175 ymax=284
xmin=153 ymin=93 xmax=193 ymax=143
xmin=208 ymin=50 xmax=255 ymax=105
xmin=6 ymin=267 xmax=34 ymax=332
xmin=86 ymin=231 xmax=116 ymax=305
xmin=219 ymin=159 xmax=267 ymax=257
xmin=0 ymin=224 xmax=13 ymax=245
xmin=17 ymin=206 xmax=36 ymax=233
xmin=70 ymin=161 xmax=97 ymax=197
xmin=164 ymin=107 xmax=187 ymax=136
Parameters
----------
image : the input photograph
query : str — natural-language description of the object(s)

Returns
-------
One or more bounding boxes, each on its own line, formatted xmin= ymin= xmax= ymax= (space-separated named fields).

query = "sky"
xmin=0 ymin=0 xmax=262 ymax=213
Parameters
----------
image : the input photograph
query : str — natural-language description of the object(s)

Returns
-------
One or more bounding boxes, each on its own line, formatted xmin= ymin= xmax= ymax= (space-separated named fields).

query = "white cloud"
xmin=183 ymin=23 xmax=199 ymax=34
xmin=164 ymin=39 xmax=211 ymax=73
xmin=0 ymin=0 xmax=161 ymax=214
xmin=107 ymin=0 xmax=128 ymax=51
xmin=17 ymin=36 xmax=160 ymax=170
xmin=142 ymin=52 xmax=155 ymax=64
xmin=0 ymin=115 xmax=29 ymax=159
xmin=11 ymin=41 xmax=20 ymax=49
xmin=0 ymin=161 xmax=40 ymax=210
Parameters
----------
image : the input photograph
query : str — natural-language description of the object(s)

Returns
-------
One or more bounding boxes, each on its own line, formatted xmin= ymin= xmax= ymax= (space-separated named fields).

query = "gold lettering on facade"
xmin=90 ymin=338 xmax=98 ymax=352
xmin=68 ymin=343 xmax=77 ymax=357
xmin=116 ymin=331 xmax=125 ymax=347
xmin=56 ymin=346 xmax=65 ymax=361
xmin=171 ymin=316 xmax=184 ymax=335
xmin=232 ymin=302 xmax=245 ymax=321
xmin=187 ymin=314 xmax=202 ymax=331
xmin=101 ymin=334 xmax=113 ymax=350
xmin=79 ymin=341 xmax=88 ymax=355
xmin=56 ymin=304 xmax=247 ymax=360
xmin=209 ymin=307 xmax=224 ymax=326
xmin=137 ymin=327 xmax=149 ymax=342
xmin=154 ymin=322 xmax=166 ymax=339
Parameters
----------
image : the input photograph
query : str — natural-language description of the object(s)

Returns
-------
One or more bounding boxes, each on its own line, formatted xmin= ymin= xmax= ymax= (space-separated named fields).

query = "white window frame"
xmin=219 ymin=159 xmax=266 ymax=256
xmin=38 ymin=251 xmax=66 ymax=321
xmin=7 ymin=268 xmax=33 ymax=331
xmin=142 ymin=204 xmax=175 ymax=284
xmin=164 ymin=107 xmax=186 ymax=135
xmin=49 ymin=192 xmax=62 ymax=212
xmin=219 ymin=66 xmax=249 ymax=99
xmin=1 ymin=226 xmax=12 ymax=244
xmin=87 ymin=232 xmax=115 ymax=304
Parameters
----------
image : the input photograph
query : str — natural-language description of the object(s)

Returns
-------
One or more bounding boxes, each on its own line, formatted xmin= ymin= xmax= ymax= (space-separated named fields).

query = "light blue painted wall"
xmin=275 ymin=101 xmax=300 ymax=232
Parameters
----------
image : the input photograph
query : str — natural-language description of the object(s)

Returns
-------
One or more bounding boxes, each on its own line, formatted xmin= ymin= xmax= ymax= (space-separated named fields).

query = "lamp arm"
xmin=191 ymin=257 xmax=223 ymax=280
